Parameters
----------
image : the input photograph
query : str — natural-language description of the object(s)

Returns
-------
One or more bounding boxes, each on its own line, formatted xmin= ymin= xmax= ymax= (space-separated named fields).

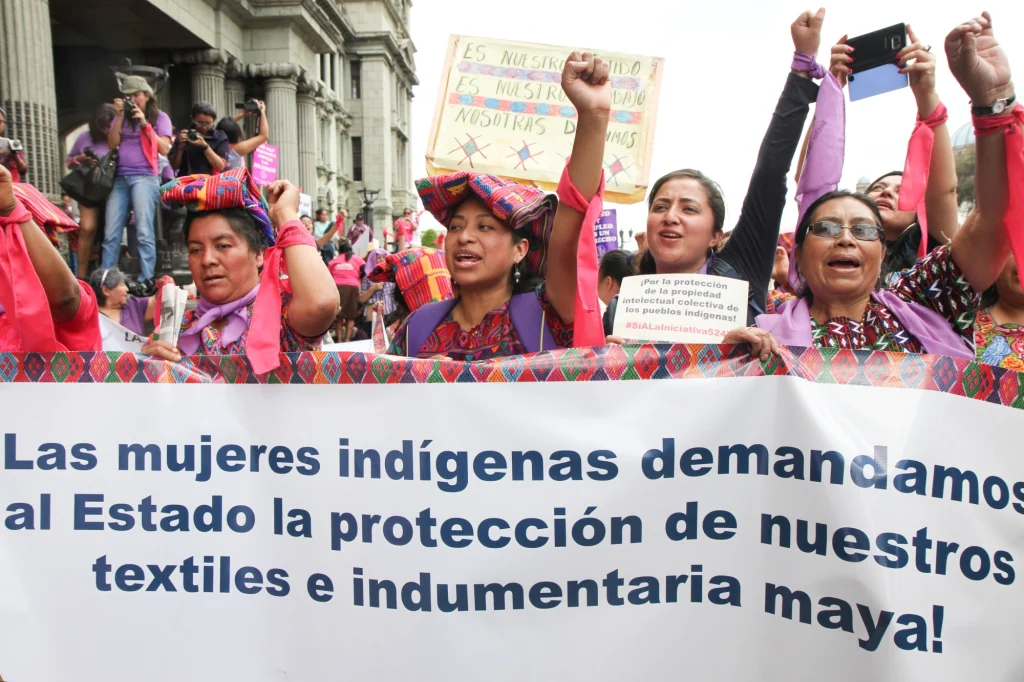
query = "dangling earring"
xmin=514 ymin=262 xmax=521 ymax=285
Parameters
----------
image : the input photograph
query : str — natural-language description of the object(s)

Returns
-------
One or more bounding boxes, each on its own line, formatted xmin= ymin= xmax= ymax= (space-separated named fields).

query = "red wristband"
xmin=0 ymin=200 xmax=33 ymax=227
xmin=275 ymin=219 xmax=317 ymax=247
xmin=974 ymin=107 xmax=1023 ymax=136
xmin=920 ymin=102 xmax=949 ymax=128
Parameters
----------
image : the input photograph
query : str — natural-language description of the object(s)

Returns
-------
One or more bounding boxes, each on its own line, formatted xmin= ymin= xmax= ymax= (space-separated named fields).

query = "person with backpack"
xmin=66 ymin=104 xmax=116 ymax=278
xmin=605 ymin=9 xmax=825 ymax=341
xmin=386 ymin=50 xmax=610 ymax=360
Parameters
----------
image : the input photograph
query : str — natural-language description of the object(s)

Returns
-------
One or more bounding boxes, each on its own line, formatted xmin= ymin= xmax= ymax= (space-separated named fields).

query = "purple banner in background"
xmin=595 ymin=208 xmax=619 ymax=258
xmin=251 ymin=143 xmax=279 ymax=186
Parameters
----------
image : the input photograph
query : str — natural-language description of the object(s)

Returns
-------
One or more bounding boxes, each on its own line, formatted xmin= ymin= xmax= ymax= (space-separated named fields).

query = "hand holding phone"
xmin=829 ymin=35 xmax=853 ymax=88
xmin=897 ymin=25 xmax=939 ymax=108
xmin=847 ymin=23 xmax=909 ymax=101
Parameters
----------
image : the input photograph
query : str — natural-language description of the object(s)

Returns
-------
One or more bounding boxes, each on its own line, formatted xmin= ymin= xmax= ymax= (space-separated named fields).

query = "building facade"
xmin=0 ymin=0 xmax=417 ymax=232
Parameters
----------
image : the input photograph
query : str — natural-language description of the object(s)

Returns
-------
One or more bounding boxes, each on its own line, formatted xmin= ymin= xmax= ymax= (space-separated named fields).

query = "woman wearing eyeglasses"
xmin=726 ymin=190 xmax=1003 ymax=360
xmin=730 ymin=11 xmax=1016 ymax=361
xmin=168 ymin=101 xmax=229 ymax=177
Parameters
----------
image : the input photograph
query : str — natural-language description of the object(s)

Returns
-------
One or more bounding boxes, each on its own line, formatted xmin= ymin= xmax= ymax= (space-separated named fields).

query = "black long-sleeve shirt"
xmin=714 ymin=71 xmax=819 ymax=322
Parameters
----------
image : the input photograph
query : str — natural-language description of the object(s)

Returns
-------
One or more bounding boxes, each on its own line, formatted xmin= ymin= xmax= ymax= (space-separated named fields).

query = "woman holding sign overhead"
xmin=140 ymin=168 xmax=339 ymax=374
xmin=730 ymin=11 xmax=1016 ymax=361
xmin=605 ymin=10 xmax=827 ymax=342
xmin=387 ymin=50 xmax=610 ymax=360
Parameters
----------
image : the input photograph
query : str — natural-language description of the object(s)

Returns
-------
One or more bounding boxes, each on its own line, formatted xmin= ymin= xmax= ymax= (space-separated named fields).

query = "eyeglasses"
xmin=807 ymin=221 xmax=884 ymax=242
xmin=192 ymin=119 xmax=213 ymax=129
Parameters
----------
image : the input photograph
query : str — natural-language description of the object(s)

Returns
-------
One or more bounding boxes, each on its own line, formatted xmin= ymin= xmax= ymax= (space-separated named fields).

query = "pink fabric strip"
xmin=247 ymin=220 xmax=318 ymax=374
xmin=974 ymin=106 xmax=1024 ymax=289
xmin=899 ymin=102 xmax=949 ymax=259
xmin=0 ymin=201 xmax=58 ymax=352
xmin=557 ymin=161 xmax=606 ymax=348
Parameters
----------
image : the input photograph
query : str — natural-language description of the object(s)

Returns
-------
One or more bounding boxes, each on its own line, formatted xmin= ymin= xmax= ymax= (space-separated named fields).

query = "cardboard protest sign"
xmin=426 ymin=35 xmax=663 ymax=204
xmin=613 ymin=274 xmax=748 ymax=343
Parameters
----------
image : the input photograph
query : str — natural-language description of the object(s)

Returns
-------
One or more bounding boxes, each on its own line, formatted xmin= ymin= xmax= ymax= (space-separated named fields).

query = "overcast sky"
xmin=407 ymin=1 xmax=1023 ymax=247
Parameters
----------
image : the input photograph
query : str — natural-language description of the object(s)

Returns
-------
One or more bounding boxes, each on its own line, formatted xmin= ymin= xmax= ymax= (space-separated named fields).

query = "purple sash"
xmin=755 ymin=291 xmax=973 ymax=358
xmin=178 ymin=284 xmax=260 ymax=354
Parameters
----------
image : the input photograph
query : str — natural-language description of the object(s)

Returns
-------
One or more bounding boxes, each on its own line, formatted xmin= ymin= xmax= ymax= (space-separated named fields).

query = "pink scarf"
xmin=0 ymin=201 xmax=56 ymax=352
xmin=247 ymin=220 xmax=317 ymax=374
xmin=754 ymin=291 xmax=972 ymax=358
xmin=974 ymin=107 xmax=1024 ymax=288
xmin=899 ymin=103 xmax=949 ymax=259
xmin=556 ymin=161 xmax=606 ymax=347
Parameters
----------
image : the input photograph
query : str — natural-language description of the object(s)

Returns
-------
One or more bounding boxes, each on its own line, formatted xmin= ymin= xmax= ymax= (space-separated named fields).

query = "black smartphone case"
xmin=847 ymin=23 xmax=907 ymax=73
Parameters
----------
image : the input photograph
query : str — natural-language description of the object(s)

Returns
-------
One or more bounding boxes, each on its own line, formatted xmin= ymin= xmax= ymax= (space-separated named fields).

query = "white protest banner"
xmin=322 ymin=339 xmax=374 ymax=353
xmin=613 ymin=273 xmax=748 ymax=343
xmin=1 ymin=347 xmax=1023 ymax=680
xmin=97 ymin=315 xmax=145 ymax=352
xmin=426 ymin=35 xmax=664 ymax=203
xmin=298 ymin=192 xmax=312 ymax=218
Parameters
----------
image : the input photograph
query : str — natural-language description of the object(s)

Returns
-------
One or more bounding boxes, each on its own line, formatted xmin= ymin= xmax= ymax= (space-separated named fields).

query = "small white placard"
xmin=322 ymin=340 xmax=374 ymax=353
xmin=98 ymin=315 xmax=146 ymax=352
xmin=612 ymin=273 xmax=748 ymax=343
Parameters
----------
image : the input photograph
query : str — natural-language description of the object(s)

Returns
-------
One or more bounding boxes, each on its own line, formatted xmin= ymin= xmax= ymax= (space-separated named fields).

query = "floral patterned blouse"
xmin=975 ymin=308 xmax=1024 ymax=371
xmin=387 ymin=285 xmax=573 ymax=360
xmin=179 ymin=292 xmax=323 ymax=355
xmin=800 ymin=245 xmax=977 ymax=352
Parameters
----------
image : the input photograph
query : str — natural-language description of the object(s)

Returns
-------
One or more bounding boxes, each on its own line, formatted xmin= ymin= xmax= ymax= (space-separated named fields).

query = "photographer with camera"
xmin=169 ymin=101 xmax=229 ymax=177
xmin=66 ymin=104 xmax=116 ymax=278
xmin=217 ymin=99 xmax=269 ymax=171
xmin=0 ymin=107 xmax=28 ymax=183
xmin=103 ymin=76 xmax=173 ymax=294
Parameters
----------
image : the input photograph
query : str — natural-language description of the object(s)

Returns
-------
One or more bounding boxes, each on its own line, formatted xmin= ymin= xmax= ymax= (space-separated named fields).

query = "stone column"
xmin=173 ymin=49 xmax=229 ymax=120
xmin=359 ymin=57 xmax=394 ymax=241
xmin=225 ymin=78 xmax=245 ymax=114
xmin=335 ymin=106 xmax=352 ymax=214
xmin=297 ymin=82 xmax=318 ymax=199
xmin=250 ymin=64 xmax=301 ymax=184
xmin=0 ymin=0 xmax=61 ymax=197
xmin=192 ymin=63 xmax=226 ymax=119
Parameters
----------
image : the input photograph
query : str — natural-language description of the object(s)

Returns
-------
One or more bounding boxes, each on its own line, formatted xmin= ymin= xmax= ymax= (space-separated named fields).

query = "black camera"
xmin=83 ymin=148 xmax=98 ymax=161
xmin=187 ymin=129 xmax=201 ymax=142
xmin=122 ymin=98 xmax=136 ymax=112
xmin=236 ymin=99 xmax=260 ymax=113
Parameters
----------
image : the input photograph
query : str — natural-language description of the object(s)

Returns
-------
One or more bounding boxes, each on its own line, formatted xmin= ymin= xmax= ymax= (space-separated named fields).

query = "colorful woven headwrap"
xmin=416 ymin=172 xmax=556 ymax=278
xmin=778 ymin=232 xmax=795 ymax=253
xmin=369 ymin=247 xmax=453 ymax=312
xmin=13 ymin=182 xmax=79 ymax=247
xmin=161 ymin=168 xmax=274 ymax=246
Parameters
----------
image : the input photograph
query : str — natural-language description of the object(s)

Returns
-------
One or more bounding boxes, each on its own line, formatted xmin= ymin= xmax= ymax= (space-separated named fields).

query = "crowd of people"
xmin=0 ymin=9 xmax=1022 ymax=376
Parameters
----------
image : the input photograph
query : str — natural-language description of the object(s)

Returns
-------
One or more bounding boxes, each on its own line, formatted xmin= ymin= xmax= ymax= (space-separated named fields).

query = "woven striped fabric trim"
xmin=0 ymin=345 xmax=1019 ymax=410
